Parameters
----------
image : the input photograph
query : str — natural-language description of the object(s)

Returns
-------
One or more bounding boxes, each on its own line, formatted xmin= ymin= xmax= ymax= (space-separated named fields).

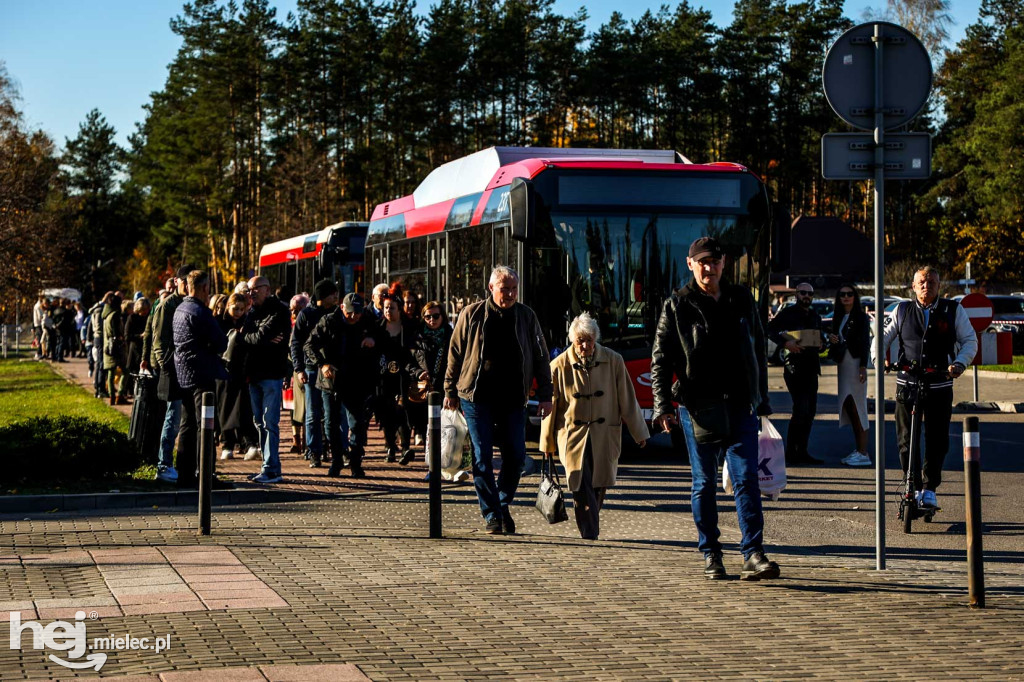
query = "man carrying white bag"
xmin=724 ymin=417 xmax=787 ymax=501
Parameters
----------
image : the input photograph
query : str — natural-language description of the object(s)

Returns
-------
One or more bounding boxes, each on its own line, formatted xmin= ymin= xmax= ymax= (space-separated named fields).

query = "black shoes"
xmin=399 ymin=449 xmax=415 ymax=466
xmin=704 ymin=552 xmax=726 ymax=580
xmin=309 ymin=452 xmax=322 ymax=468
xmin=501 ymin=511 xmax=516 ymax=535
xmin=386 ymin=448 xmax=397 ymax=463
xmin=485 ymin=518 xmax=503 ymax=535
xmin=350 ymin=465 xmax=366 ymax=478
xmin=741 ymin=551 xmax=781 ymax=581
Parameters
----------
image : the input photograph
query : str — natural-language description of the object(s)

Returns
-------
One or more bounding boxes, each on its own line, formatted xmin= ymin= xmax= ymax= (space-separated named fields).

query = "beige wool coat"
xmin=540 ymin=344 xmax=650 ymax=492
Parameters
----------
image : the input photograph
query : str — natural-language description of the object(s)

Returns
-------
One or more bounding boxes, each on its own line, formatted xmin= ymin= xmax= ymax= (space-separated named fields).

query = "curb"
xmin=976 ymin=369 xmax=1024 ymax=381
xmin=0 ymin=487 xmax=326 ymax=514
xmin=954 ymin=400 xmax=1024 ymax=413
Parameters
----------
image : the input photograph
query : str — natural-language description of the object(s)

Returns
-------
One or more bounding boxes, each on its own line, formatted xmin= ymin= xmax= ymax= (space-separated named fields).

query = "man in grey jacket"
xmin=445 ymin=266 xmax=553 ymax=535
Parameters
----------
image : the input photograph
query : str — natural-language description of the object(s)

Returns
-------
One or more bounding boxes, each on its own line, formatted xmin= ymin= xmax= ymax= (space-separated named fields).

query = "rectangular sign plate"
xmin=821 ymin=132 xmax=931 ymax=180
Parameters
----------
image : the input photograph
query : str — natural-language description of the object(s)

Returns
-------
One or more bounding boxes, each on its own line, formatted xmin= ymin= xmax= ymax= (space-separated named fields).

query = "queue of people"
xmin=34 ymin=241 xmax=977 ymax=582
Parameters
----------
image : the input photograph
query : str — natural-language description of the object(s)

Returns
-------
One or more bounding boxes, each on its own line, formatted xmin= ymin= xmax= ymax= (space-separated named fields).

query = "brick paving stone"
xmin=160 ymin=668 xmax=267 ymax=681
xmin=37 ymin=605 xmax=124 ymax=618
xmin=121 ymin=601 xmax=207 ymax=616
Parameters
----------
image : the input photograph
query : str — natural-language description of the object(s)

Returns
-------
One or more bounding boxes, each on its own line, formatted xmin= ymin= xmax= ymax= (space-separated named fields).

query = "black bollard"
xmin=963 ymin=416 xmax=984 ymax=608
xmin=198 ymin=391 xmax=215 ymax=536
xmin=428 ymin=391 xmax=442 ymax=538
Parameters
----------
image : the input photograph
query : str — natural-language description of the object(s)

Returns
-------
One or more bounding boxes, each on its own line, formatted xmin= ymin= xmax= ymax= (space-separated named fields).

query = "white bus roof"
xmin=411 ymin=146 xmax=689 ymax=208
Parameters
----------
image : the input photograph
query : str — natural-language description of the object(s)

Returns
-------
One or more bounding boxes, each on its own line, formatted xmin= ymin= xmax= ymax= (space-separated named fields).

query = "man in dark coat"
xmin=306 ymin=293 xmax=382 ymax=478
xmin=651 ymin=237 xmax=779 ymax=582
xmin=290 ymin=279 xmax=341 ymax=468
xmin=767 ymin=281 xmax=827 ymax=465
xmin=172 ymin=270 xmax=228 ymax=489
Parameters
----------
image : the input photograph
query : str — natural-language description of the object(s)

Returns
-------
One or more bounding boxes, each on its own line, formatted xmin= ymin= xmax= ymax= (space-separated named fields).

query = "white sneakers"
xmin=156 ymin=466 xmax=178 ymax=483
xmin=243 ymin=446 xmax=261 ymax=461
xmin=919 ymin=489 xmax=938 ymax=508
xmin=220 ymin=449 xmax=234 ymax=460
xmin=841 ymin=451 xmax=872 ymax=467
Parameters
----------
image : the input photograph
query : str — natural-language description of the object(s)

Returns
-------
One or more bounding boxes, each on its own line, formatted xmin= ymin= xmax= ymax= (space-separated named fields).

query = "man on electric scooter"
xmin=875 ymin=266 xmax=977 ymax=511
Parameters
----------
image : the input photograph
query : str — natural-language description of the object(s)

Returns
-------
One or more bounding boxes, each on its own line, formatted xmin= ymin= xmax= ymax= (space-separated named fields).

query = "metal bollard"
xmin=428 ymin=391 xmax=442 ymax=538
xmin=198 ymin=391 xmax=215 ymax=536
xmin=963 ymin=416 xmax=984 ymax=608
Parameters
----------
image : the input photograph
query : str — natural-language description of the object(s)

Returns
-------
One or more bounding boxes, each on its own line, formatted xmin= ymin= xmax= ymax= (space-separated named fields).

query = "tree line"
xmin=2 ymin=0 xmax=1022 ymax=322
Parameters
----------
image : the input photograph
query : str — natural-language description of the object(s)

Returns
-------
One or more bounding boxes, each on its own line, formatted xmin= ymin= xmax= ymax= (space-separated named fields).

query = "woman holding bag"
xmin=540 ymin=313 xmax=649 ymax=540
xmin=827 ymin=284 xmax=872 ymax=467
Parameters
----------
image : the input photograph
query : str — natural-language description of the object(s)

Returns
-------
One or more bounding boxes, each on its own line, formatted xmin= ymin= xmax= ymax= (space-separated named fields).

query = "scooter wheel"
xmin=903 ymin=503 xmax=914 ymax=534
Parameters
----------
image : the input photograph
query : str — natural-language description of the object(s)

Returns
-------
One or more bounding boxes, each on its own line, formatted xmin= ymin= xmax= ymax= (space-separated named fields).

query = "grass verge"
xmin=980 ymin=354 xmax=1024 ymax=373
xmin=0 ymin=356 xmax=172 ymax=495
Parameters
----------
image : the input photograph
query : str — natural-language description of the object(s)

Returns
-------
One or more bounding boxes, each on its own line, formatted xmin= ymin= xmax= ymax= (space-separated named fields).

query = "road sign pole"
xmin=873 ymin=22 xmax=887 ymax=572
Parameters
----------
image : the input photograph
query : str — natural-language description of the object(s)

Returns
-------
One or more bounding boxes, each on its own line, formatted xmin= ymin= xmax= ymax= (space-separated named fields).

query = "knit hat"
xmin=313 ymin=279 xmax=339 ymax=302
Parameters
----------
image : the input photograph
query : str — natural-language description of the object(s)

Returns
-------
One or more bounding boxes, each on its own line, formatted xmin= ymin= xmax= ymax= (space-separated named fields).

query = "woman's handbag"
xmin=535 ymin=454 xmax=569 ymax=524
xmin=406 ymin=378 xmax=430 ymax=403
xmin=686 ymin=399 xmax=731 ymax=444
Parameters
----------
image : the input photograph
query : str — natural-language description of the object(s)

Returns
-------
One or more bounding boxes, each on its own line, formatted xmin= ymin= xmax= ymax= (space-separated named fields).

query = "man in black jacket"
xmin=290 ymin=279 xmax=341 ymax=468
xmin=766 ymin=282 xmax=827 ymax=466
xmin=243 ymin=276 xmax=292 ymax=484
xmin=651 ymin=237 xmax=779 ymax=581
xmin=305 ymin=293 xmax=381 ymax=478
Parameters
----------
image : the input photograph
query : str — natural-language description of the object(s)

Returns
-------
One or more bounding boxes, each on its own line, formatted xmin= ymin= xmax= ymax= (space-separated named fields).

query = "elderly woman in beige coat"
xmin=541 ymin=313 xmax=649 ymax=539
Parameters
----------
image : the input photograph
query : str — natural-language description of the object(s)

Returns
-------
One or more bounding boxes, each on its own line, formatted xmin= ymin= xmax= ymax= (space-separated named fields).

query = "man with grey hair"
xmin=369 ymin=283 xmax=389 ymax=320
xmin=767 ymin=281 xmax=828 ymax=466
xmin=445 ymin=265 xmax=553 ymax=534
xmin=242 ymin=275 xmax=292 ymax=484
xmin=874 ymin=265 xmax=976 ymax=510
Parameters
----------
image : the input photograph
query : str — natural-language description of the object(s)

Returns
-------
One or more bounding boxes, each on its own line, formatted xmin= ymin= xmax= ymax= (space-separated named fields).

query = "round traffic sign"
xmin=822 ymin=21 xmax=932 ymax=131
xmin=961 ymin=293 xmax=993 ymax=333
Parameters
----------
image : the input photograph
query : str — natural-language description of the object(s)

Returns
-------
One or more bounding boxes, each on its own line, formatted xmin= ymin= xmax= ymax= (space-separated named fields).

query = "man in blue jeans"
xmin=290 ymin=279 xmax=343 ymax=468
xmin=243 ymin=276 xmax=292 ymax=484
xmin=651 ymin=237 xmax=780 ymax=581
xmin=444 ymin=266 xmax=553 ymax=535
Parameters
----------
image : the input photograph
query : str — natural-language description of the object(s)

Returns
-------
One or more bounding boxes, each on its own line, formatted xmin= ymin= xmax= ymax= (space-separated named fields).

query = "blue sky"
xmin=1 ymin=0 xmax=983 ymax=151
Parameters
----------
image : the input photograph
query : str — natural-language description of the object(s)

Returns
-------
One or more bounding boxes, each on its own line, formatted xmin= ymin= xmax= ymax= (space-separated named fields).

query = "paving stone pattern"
xmin=1 ymin=490 xmax=1022 ymax=680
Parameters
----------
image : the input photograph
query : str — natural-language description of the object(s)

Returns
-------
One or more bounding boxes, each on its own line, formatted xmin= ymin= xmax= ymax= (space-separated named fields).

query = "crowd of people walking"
xmin=26 ymin=239 xmax=978 ymax=581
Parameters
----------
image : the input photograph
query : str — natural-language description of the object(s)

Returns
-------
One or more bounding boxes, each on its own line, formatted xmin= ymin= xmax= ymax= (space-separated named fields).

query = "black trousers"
xmin=783 ymin=369 xmax=818 ymax=460
xmin=895 ymin=385 xmax=953 ymax=492
xmin=177 ymin=388 xmax=210 ymax=489
xmin=571 ymin=441 xmax=607 ymax=540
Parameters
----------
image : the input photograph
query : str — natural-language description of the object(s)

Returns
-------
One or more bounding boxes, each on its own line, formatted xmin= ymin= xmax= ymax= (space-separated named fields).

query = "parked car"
xmin=984 ymin=295 xmax=1024 ymax=352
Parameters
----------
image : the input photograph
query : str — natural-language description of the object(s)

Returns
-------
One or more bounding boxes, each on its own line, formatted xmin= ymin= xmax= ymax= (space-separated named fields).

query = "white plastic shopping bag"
xmin=440 ymin=408 xmax=470 ymax=481
xmin=722 ymin=417 xmax=787 ymax=500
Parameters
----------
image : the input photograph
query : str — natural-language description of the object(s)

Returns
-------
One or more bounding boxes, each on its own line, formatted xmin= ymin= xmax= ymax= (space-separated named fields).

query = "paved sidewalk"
xmin=2 ymin=479 xmax=1023 ymax=679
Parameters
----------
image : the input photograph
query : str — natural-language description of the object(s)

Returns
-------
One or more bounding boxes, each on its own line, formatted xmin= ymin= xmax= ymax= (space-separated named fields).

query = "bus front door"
xmin=370 ymin=246 xmax=387 ymax=291
xmin=427 ymin=236 xmax=446 ymax=311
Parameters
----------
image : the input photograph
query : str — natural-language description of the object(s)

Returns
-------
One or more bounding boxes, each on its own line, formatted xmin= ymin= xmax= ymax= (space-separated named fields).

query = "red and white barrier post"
xmin=962 ymin=416 xmax=984 ymax=608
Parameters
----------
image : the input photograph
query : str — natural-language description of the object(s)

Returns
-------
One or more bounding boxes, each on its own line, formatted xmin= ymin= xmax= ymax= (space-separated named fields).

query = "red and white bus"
xmin=259 ymin=221 xmax=368 ymax=299
xmin=365 ymin=146 xmax=781 ymax=416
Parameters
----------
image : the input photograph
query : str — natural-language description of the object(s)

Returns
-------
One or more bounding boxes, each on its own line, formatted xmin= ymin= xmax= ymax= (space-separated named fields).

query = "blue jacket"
xmin=173 ymin=297 xmax=228 ymax=391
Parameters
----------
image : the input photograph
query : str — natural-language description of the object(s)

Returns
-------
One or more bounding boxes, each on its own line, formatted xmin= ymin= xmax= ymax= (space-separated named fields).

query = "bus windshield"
xmin=546 ymin=211 xmax=757 ymax=354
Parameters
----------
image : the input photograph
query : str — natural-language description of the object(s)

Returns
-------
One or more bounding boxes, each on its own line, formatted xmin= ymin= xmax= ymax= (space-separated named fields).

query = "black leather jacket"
xmin=650 ymin=281 xmax=770 ymax=420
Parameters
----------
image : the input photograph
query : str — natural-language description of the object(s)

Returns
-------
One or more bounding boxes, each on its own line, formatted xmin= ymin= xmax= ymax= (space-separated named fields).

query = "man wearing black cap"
xmin=651 ymin=236 xmax=780 ymax=581
xmin=290 ymin=279 xmax=341 ymax=467
xmin=305 ymin=292 xmax=382 ymax=478
xmin=140 ymin=263 xmax=195 ymax=484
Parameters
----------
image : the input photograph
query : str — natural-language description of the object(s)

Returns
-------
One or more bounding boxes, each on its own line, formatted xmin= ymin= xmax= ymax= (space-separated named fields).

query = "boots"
xmin=289 ymin=424 xmax=304 ymax=454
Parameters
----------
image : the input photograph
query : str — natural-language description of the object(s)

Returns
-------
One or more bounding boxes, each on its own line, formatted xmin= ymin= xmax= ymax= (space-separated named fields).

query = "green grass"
xmin=0 ymin=356 xmax=129 ymax=430
xmin=0 ymin=356 xmax=170 ymax=495
xmin=980 ymin=354 xmax=1024 ymax=373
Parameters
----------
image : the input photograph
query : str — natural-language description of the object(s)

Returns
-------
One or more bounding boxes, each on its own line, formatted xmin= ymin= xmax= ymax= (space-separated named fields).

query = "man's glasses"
xmin=838 ymin=291 xmax=855 ymax=298
xmin=423 ymin=313 xmax=441 ymax=321
xmin=796 ymin=291 xmax=813 ymax=297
